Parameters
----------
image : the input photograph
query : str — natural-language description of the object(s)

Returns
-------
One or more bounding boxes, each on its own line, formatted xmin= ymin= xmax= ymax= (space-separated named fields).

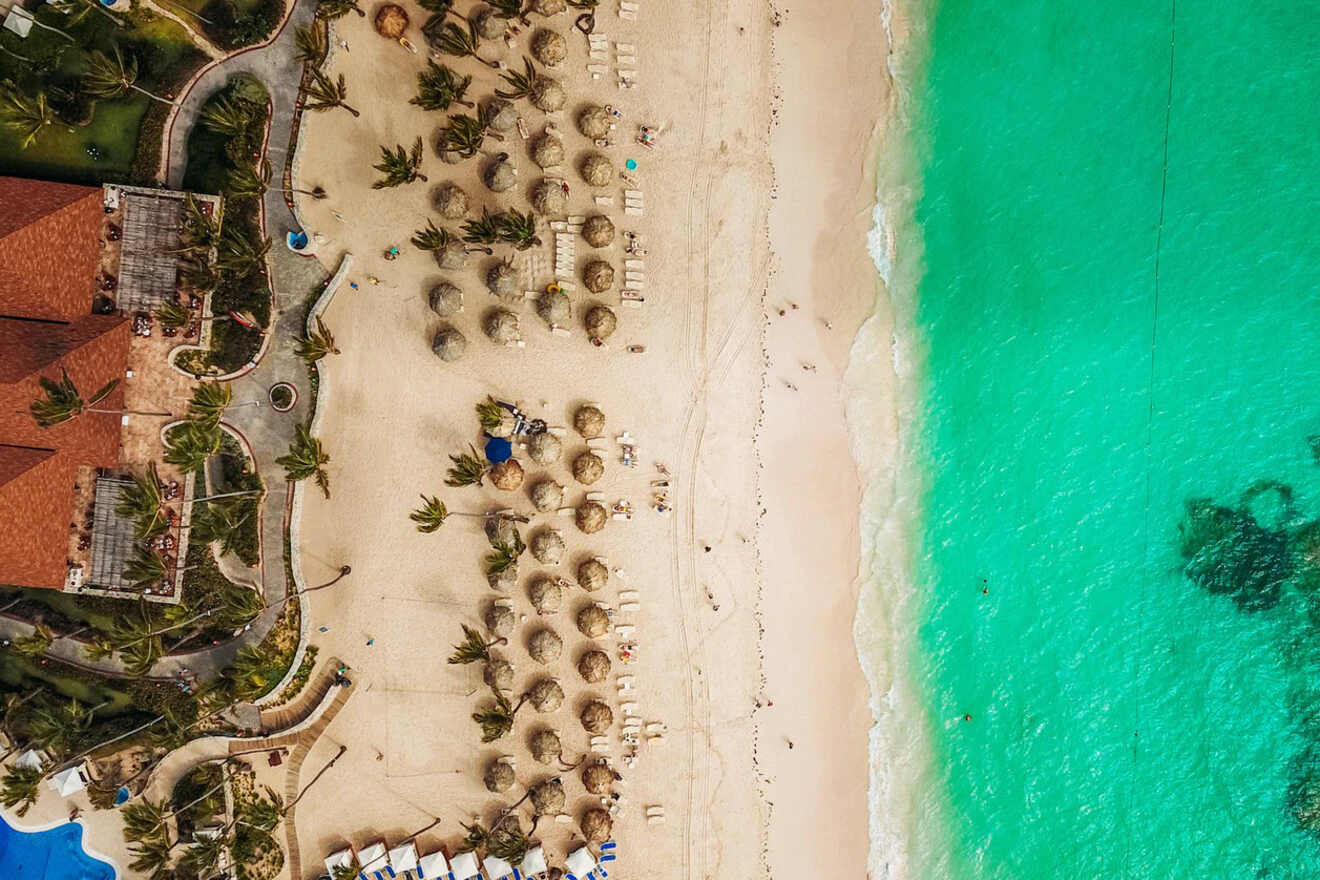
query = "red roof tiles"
xmin=0 ymin=176 xmax=105 ymax=322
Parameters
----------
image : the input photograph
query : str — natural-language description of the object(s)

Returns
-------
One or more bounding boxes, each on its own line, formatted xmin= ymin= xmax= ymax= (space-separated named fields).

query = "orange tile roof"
xmin=0 ymin=176 xmax=104 ymax=322
xmin=0 ymin=177 xmax=128 ymax=591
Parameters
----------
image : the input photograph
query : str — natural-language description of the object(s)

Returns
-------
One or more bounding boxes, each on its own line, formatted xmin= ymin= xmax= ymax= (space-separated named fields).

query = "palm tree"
xmin=302 ymin=68 xmax=358 ymax=117
xmin=442 ymin=113 xmax=487 ymax=159
xmin=446 ymin=445 xmax=488 ymax=486
xmin=226 ymin=645 xmax=275 ymax=699
xmin=164 ymin=419 xmax=221 ymax=472
xmin=461 ymin=206 xmax=502 ymax=245
xmin=178 ymin=832 xmax=228 ymax=877
xmin=371 ymin=138 xmax=427 ymax=188
xmin=497 ymin=208 xmax=541 ymax=250
xmin=294 ymin=23 xmax=327 ymax=65
xmin=191 ymin=499 xmax=252 ymax=558
xmin=430 ymin=18 xmax=499 ymax=68
xmin=488 ymin=0 xmax=528 ymax=22
xmin=83 ymin=47 xmax=175 ymax=104
xmin=315 ymin=0 xmax=364 ymax=18
xmin=487 ymin=818 xmax=532 ymax=864
xmin=277 ymin=424 xmax=330 ymax=497
xmin=122 ymin=547 xmax=170 ymax=592
xmin=118 ymin=629 xmax=164 ymax=676
xmin=295 ymin=315 xmax=339 ymax=361
xmin=458 ymin=821 xmax=489 ymax=853
xmin=199 ymin=93 xmax=255 ymax=136
xmin=116 ymin=462 xmax=167 ymax=539
xmin=216 ymin=227 xmax=271 ymax=275
xmin=12 ymin=624 xmax=53 ymax=658
xmin=472 ymin=689 xmax=524 ymax=742
xmin=411 ymin=219 xmax=454 ymax=253
xmin=227 ymin=158 xmax=272 ymax=199
xmin=495 ymin=56 xmax=545 ymax=103
xmin=239 ymin=788 xmax=282 ymax=830
xmin=29 ymin=368 xmax=120 ymax=428
xmin=448 ymin=624 xmax=503 ymax=664
xmin=178 ymin=193 xmax=219 ymax=253
xmin=0 ymin=764 xmax=42 ymax=817
xmin=188 ymin=381 xmax=231 ymax=427
xmin=181 ymin=260 xmax=221 ymax=295
xmin=418 ymin=0 xmax=457 ymax=34
xmin=485 ymin=533 xmax=524 ymax=577
xmin=153 ymin=299 xmax=191 ymax=331
xmin=127 ymin=837 xmax=172 ymax=879
xmin=83 ymin=635 xmax=116 ymax=662
xmin=411 ymin=60 xmax=473 ymax=111
xmin=0 ymin=81 xmax=53 ymax=148
xmin=410 ymin=495 xmax=449 ymax=532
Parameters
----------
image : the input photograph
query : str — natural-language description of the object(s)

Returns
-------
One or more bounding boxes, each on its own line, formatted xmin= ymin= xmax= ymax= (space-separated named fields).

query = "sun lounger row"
xmin=328 ymin=843 xmax=557 ymax=880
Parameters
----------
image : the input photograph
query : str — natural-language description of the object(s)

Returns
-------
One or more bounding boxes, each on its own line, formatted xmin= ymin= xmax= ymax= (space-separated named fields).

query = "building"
xmin=0 ymin=176 xmax=218 ymax=599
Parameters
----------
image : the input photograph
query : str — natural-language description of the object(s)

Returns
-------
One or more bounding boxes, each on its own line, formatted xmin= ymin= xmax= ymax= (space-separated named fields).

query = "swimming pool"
xmin=0 ymin=814 xmax=116 ymax=879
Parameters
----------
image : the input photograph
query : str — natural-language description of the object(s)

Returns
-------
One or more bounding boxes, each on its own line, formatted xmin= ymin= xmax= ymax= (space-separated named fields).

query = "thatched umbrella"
xmin=580 ymin=153 xmax=613 ymax=187
xmin=528 ymin=431 xmax=563 ymax=464
xmin=576 ymin=604 xmax=610 ymax=638
xmin=532 ymin=29 xmax=567 ymax=66
xmin=435 ymin=129 xmax=463 ymax=165
xmin=428 ymin=282 xmax=463 ymax=317
xmin=577 ymin=649 xmax=610 ymax=683
xmin=374 ymin=4 xmax=408 ymax=38
xmin=488 ymin=565 xmax=517 ymax=590
xmin=581 ymin=214 xmax=615 ymax=248
xmin=529 ymin=576 xmax=563 ymax=614
xmin=581 ymin=807 xmax=613 ymax=844
xmin=436 ymin=241 xmax=467 ymax=270
xmin=484 ymin=157 xmax=516 ymax=193
xmin=530 ymin=528 xmax=566 ymax=564
xmin=530 ymin=480 xmax=564 ymax=512
xmin=489 ymin=458 xmax=525 ymax=490
xmin=531 ymin=0 xmax=565 ymax=14
xmin=530 ymin=134 xmax=565 ymax=169
xmin=529 ymin=777 xmax=565 ymax=815
xmin=582 ymin=260 xmax=614 ymax=293
xmin=572 ymin=451 xmax=604 ymax=486
xmin=536 ymin=289 xmax=571 ymax=327
xmin=526 ymin=678 xmax=564 ymax=712
xmin=580 ymin=700 xmax=613 ymax=734
xmin=486 ymin=603 xmax=515 ymax=638
xmin=578 ymin=105 xmax=611 ymax=139
xmin=577 ymin=558 xmax=608 ymax=592
xmin=485 ymin=98 xmax=519 ymax=134
xmin=474 ymin=7 xmax=506 ymax=39
xmin=435 ymin=182 xmax=468 ymax=219
xmin=432 ymin=325 xmax=467 ymax=362
xmin=574 ymin=405 xmax=605 ymax=439
xmin=485 ymin=515 xmax=519 ymax=546
xmin=484 ymin=657 xmax=514 ymax=691
xmin=585 ymin=305 xmax=618 ymax=343
xmin=532 ymin=179 xmax=567 ymax=216
xmin=486 ymin=262 xmax=520 ymax=299
xmin=484 ymin=759 xmax=515 ymax=793
xmin=527 ymin=628 xmax=563 ymax=664
xmin=531 ymin=77 xmax=565 ymax=113
xmin=575 ymin=501 xmax=607 ymax=534
xmin=484 ymin=308 xmax=522 ymax=346
xmin=530 ymin=729 xmax=563 ymax=765
xmin=582 ymin=762 xmax=614 ymax=795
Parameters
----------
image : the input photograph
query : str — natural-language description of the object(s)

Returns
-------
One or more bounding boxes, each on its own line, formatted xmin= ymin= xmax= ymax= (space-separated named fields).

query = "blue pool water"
xmin=0 ymin=815 xmax=116 ymax=880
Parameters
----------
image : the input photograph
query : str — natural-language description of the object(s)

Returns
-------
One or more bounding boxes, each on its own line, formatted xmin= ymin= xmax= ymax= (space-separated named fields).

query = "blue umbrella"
xmin=485 ymin=436 xmax=513 ymax=463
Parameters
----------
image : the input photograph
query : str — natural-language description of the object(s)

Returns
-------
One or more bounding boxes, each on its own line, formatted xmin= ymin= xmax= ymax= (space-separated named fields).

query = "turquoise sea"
xmin=882 ymin=0 xmax=1320 ymax=875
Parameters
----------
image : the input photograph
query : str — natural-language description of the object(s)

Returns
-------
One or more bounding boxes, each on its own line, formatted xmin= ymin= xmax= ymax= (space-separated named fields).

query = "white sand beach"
xmin=284 ymin=0 xmax=894 ymax=876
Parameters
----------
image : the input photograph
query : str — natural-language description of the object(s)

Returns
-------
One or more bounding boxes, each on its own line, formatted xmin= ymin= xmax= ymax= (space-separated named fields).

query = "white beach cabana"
xmin=482 ymin=854 xmax=515 ymax=880
xmin=48 ymin=764 xmax=88 ymax=797
xmin=358 ymin=841 xmax=389 ymax=880
xmin=416 ymin=850 xmax=449 ymax=879
xmin=325 ymin=848 xmax=356 ymax=875
xmin=14 ymin=750 xmax=44 ymax=771
xmin=449 ymin=850 xmax=481 ymax=880
xmin=520 ymin=846 xmax=548 ymax=878
xmin=565 ymin=846 xmax=598 ymax=879
xmin=387 ymin=841 xmax=418 ymax=877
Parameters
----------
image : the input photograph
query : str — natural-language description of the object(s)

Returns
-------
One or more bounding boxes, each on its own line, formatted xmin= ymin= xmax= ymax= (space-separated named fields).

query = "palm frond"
xmin=447 ymin=624 xmax=492 ymax=664
xmin=411 ymin=218 xmax=454 ymax=252
xmin=461 ymin=206 xmax=501 ymax=244
xmin=446 ymin=445 xmax=488 ymax=486
xmin=411 ymin=60 xmax=472 ymax=111
xmin=495 ymin=56 xmax=540 ymax=101
xmin=410 ymin=494 xmax=449 ymax=532
xmin=295 ymin=315 xmax=340 ymax=361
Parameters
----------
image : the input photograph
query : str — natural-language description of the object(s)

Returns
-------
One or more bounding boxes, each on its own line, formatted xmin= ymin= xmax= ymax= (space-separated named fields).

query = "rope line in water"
xmin=1124 ymin=0 xmax=1177 ymax=875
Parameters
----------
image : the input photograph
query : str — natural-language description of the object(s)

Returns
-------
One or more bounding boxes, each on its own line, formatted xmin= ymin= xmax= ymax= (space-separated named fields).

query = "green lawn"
xmin=0 ymin=6 xmax=206 ymax=184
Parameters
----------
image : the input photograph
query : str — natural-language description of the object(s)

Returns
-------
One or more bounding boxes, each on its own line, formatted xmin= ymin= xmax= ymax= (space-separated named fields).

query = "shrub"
xmin=203 ymin=0 xmax=287 ymax=50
